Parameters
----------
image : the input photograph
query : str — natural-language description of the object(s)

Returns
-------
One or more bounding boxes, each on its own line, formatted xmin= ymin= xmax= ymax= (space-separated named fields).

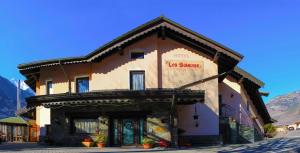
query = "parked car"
xmin=288 ymin=127 xmax=295 ymax=131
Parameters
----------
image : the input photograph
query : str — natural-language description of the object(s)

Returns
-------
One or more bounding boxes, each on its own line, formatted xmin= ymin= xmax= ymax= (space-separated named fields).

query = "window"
xmin=130 ymin=71 xmax=145 ymax=90
xmin=46 ymin=81 xmax=53 ymax=95
xmin=73 ymin=119 xmax=98 ymax=134
xmin=131 ymin=52 xmax=144 ymax=59
xmin=76 ymin=77 xmax=89 ymax=93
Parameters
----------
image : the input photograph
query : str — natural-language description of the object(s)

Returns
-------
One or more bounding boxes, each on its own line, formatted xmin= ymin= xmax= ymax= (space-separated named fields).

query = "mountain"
xmin=10 ymin=78 xmax=36 ymax=96
xmin=0 ymin=76 xmax=35 ymax=119
xmin=266 ymin=90 xmax=300 ymax=126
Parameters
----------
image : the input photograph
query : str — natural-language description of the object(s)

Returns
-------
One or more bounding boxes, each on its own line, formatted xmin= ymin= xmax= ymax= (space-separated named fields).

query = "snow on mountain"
xmin=0 ymin=76 xmax=35 ymax=119
xmin=10 ymin=78 xmax=35 ymax=95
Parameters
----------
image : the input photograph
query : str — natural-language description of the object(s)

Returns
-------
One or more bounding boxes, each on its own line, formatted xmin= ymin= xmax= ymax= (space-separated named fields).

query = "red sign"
xmin=167 ymin=61 xmax=201 ymax=68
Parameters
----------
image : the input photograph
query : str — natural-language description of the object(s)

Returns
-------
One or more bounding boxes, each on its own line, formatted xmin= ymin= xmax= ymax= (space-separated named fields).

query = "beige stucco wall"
xmin=36 ymin=106 xmax=51 ymax=136
xmin=157 ymin=38 xmax=219 ymax=136
xmin=39 ymin=63 xmax=92 ymax=94
xmin=91 ymin=35 xmax=158 ymax=90
xmin=37 ymin=35 xmax=220 ymax=136
xmin=219 ymin=76 xmax=264 ymax=133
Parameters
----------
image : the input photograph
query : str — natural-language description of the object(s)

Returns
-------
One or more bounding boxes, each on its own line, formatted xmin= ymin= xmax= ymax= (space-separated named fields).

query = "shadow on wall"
xmin=93 ymin=35 xmax=157 ymax=75
xmin=178 ymin=103 xmax=220 ymax=145
xmin=220 ymin=78 xmax=254 ymax=127
xmin=40 ymin=35 xmax=158 ymax=87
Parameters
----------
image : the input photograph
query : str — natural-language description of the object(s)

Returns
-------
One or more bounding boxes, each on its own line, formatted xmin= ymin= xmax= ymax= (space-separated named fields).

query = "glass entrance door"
xmin=111 ymin=117 xmax=145 ymax=146
xmin=122 ymin=119 xmax=135 ymax=145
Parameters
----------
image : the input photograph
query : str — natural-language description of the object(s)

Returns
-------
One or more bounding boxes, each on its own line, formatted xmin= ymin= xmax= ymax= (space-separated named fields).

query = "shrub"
xmin=264 ymin=123 xmax=277 ymax=138
xmin=142 ymin=137 xmax=155 ymax=145
xmin=95 ymin=132 xmax=107 ymax=144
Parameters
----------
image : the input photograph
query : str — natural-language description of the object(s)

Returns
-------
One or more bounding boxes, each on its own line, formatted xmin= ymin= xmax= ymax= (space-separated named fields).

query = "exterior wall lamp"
xmin=230 ymin=93 xmax=234 ymax=98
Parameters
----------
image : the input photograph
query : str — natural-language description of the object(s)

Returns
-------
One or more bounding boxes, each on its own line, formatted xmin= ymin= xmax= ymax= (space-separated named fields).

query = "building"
xmin=18 ymin=17 xmax=272 ymax=146
xmin=0 ymin=117 xmax=28 ymax=142
xmin=0 ymin=116 xmax=38 ymax=143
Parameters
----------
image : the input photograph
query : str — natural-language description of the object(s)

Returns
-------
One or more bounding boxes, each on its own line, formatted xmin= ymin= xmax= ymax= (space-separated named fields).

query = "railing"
xmin=220 ymin=103 xmax=255 ymax=127
xmin=239 ymin=105 xmax=253 ymax=127
xmin=239 ymin=105 xmax=264 ymax=137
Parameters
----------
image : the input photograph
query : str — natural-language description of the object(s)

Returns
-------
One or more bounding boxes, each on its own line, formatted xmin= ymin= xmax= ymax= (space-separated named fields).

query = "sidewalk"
xmin=1 ymin=138 xmax=300 ymax=153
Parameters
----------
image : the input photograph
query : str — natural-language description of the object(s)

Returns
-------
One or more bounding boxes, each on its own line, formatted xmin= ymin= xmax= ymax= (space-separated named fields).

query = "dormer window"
xmin=131 ymin=51 xmax=144 ymax=59
xmin=76 ymin=77 xmax=89 ymax=93
xmin=46 ymin=80 xmax=53 ymax=95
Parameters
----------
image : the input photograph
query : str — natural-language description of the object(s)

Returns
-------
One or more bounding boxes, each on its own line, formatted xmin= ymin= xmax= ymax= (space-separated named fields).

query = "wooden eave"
xmin=26 ymin=89 xmax=205 ymax=108
xmin=233 ymin=67 xmax=265 ymax=87
xmin=242 ymin=81 xmax=272 ymax=124
xmin=260 ymin=91 xmax=270 ymax=97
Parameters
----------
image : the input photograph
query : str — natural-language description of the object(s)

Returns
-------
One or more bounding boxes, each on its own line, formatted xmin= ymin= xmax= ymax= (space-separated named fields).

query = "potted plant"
xmin=96 ymin=132 xmax=107 ymax=148
xmin=82 ymin=137 xmax=93 ymax=147
xmin=142 ymin=137 xmax=154 ymax=149
xmin=158 ymin=139 xmax=169 ymax=148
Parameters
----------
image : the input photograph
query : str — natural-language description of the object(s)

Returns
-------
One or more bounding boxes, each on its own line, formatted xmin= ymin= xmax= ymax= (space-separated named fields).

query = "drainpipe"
xmin=59 ymin=60 xmax=71 ymax=94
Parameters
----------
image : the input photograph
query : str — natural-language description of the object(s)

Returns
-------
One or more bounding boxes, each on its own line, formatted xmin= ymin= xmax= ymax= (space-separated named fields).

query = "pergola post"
xmin=170 ymin=91 xmax=179 ymax=148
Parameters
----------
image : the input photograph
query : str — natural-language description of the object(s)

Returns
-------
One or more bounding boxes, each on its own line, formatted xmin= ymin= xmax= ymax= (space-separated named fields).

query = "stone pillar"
xmin=50 ymin=108 xmax=67 ymax=145
xmin=170 ymin=111 xmax=179 ymax=148
xmin=146 ymin=111 xmax=171 ymax=144
xmin=170 ymin=92 xmax=178 ymax=148
xmin=98 ymin=116 xmax=109 ymax=144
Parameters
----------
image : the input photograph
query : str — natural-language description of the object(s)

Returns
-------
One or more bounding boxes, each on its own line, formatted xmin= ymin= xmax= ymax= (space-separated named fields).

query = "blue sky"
xmin=0 ymin=0 xmax=299 ymax=102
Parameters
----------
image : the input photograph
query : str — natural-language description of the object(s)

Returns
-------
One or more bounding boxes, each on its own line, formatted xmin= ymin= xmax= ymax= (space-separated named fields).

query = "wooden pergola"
xmin=26 ymin=89 xmax=205 ymax=108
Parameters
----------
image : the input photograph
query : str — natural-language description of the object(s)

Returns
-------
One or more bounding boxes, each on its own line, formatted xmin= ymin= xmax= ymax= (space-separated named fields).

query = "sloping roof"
xmin=18 ymin=16 xmax=243 ymax=71
xmin=234 ymin=67 xmax=265 ymax=87
xmin=229 ymin=67 xmax=271 ymax=123
xmin=19 ymin=16 xmax=245 ymax=91
xmin=0 ymin=116 xmax=28 ymax=125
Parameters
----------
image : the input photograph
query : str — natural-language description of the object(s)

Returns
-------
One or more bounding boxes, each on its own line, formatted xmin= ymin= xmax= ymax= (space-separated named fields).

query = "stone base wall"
xmin=49 ymin=104 xmax=172 ymax=146
xmin=49 ymin=108 xmax=110 ymax=146
xmin=146 ymin=112 xmax=171 ymax=143
xmin=239 ymin=124 xmax=255 ymax=143
xmin=222 ymin=118 xmax=264 ymax=144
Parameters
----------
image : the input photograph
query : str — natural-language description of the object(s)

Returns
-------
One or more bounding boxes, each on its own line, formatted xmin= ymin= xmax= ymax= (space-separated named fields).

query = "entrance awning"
xmin=26 ymin=89 xmax=204 ymax=108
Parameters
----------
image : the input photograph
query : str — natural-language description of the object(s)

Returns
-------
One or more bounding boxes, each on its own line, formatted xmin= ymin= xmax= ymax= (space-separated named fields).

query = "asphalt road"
xmin=0 ymin=138 xmax=300 ymax=153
